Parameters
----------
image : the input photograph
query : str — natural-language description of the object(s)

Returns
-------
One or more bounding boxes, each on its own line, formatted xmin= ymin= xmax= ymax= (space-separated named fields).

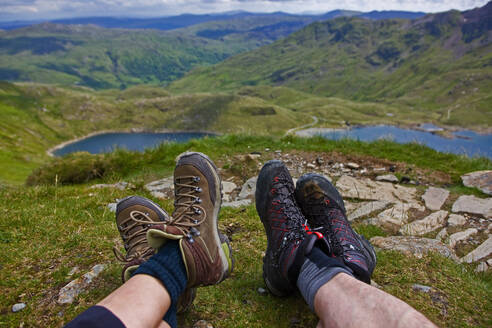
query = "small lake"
xmin=297 ymin=125 xmax=492 ymax=159
xmin=53 ymin=132 xmax=215 ymax=156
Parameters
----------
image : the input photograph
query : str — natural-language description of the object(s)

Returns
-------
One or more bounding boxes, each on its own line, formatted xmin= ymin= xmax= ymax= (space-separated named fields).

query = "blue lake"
xmin=53 ymin=132 xmax=215 ymax=156
xmin=297 ymin=125 xmax=492 ymax=159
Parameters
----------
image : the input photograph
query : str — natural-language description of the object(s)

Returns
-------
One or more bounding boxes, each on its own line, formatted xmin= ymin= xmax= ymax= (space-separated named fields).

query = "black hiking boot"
xmin=295 ymin=173 xmax=377 ymax=284
xmin=256 ymin=160 xmax=331 ymax=296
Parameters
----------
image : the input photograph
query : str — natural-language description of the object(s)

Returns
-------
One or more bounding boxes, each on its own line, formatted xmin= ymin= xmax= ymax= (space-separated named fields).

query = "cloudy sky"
xmin=0 ymin=0 xmax=489 ymax=21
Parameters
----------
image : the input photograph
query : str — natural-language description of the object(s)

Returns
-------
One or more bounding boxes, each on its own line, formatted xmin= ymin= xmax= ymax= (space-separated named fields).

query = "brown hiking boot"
xmin=113 ymin=195 xmax=196 ymax=313
xmin=147 ymin=152 xmax=234 ymax=288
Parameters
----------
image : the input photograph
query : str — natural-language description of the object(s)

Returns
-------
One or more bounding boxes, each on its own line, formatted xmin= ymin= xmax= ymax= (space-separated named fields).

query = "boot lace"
xmin=169 ymin=175 xmax=206 ymax=242
xmin=113 ymin=210 xmax=155 ymax=263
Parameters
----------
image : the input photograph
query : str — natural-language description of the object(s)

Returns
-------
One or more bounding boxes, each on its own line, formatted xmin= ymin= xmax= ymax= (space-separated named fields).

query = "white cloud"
xmin=0 ymin=0 xmax=489 ymax=21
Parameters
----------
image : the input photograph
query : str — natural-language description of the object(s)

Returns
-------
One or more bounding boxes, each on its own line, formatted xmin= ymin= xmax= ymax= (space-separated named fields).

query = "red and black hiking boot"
xmin=294 ymin=173 xmax=377 ymax=284
xmin=256 ymin=160 xmax=332 ymax=296
xmin=113 ymin=195 xmax=196 ymax=313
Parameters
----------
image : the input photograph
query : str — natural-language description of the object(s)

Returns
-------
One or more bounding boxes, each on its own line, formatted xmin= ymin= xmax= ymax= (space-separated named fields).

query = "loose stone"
xmin=375 ymin=174 xmax=399 ymax=183
xmin=421 ymin=187 xmax=450 ymax=211
xmin=447 ymin=214 xmax=467 ymax=227
xmin=452 ymin=195 xmax=492 ymax=218
xmin=461 ymin=235 xmax=492 ymax=263
xmin=461 ymin=170 xmax=492 ymax=195
xmin=370 ymin=236 xmax=458 ymax=261
xmin=58 ymin=264 xmax=106 ymax=304
xmin=346 ymin=162 xmax=360 ymax=169
xmin=412 ymin=284 xmax=432 ymax=293
xmin=12 ymin=303 xmax=26 ymax=312
xmin=435 ymin=228 xmax=448 ymax=242
xmin=257 ymin=287 xmax=267 ymax=295
xmin=400 ymin=210 xmax=448 ymax=236
xmin=238 ymin=177 xmax=257 ymax=200
xmin=448 ymin=228 xmax=478 ymax=248
xmin=221 ymin=181 xmax=237 ymax=202
xmin=193 ymin=320 xmax=214 ymax=328
xmin=107 ymin=203 xmax=117 ymax=213
xmin=222 ymin=199 xmax=252 ymax=208
xmin=335 ymin=175 xmax=418 ymax=203
xmin=347 ymin=201 xmax=391 ymax=222
xmin=370 ymin=202 xmax=425 ymax=230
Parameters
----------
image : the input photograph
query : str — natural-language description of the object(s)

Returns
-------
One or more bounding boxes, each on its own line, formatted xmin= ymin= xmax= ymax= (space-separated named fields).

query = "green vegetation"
xmin=1 ymin=138 xmax=490 ymax=327
xmin=170 ymin=9 xmax=492 ymax=129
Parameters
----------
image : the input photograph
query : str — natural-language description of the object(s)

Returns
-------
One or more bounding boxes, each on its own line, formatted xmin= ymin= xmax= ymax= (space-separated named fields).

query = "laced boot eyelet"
xmin=194 ymin=208 xmax=202 ymax=215
xmin=195 ymin=197 xmax=202 ymax=204
xmin=190 ymin=227 xmax=200 ymax=236
xmin=195 ymin=187 xmax=202 ymax=193
xmin=193 ymin=176 xmax=200 ymax=182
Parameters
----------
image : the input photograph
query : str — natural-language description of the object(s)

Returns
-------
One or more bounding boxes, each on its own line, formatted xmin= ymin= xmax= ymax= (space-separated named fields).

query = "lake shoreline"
xmin=47 ymin=128 xmax=220 ymax=157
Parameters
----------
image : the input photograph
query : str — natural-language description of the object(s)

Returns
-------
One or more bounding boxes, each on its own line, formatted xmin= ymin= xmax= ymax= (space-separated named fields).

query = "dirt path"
xmin=284 ymin=115 xmax=318 ymax=136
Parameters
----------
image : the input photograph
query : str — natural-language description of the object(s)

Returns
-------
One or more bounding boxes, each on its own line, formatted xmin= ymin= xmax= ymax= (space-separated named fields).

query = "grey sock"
xmin=296 ymin=247 xmax=353 ymax=311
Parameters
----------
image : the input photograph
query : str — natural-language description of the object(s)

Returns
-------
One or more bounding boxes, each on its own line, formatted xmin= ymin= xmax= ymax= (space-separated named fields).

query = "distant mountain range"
xmin=0 ymin=10 xmax=426 ymax=31
xmin=169 ymin=2 xmax=492 ymax=126
xmin=0 ymin=10 xmax=427 ymax=89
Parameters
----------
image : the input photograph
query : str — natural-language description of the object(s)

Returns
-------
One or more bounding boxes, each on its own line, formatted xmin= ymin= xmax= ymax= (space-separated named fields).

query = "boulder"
xmin=347 ymin=201 xmax=391 ymax=222
xmin=421 ymin=187 xmax=449 ymax=211
xmin=370 ymin=236 xmax=458 ymax=261
xmin=369 ymin=202 xmax=425 ymax=230
xmin=375 ymin=174 xmax=398 ymax=183
xmin=451 ymin=195 xmax=492 ymax=218
xmin=58 ymin=264 xmax=106 ymax=304
xmin=400 ymin=210 xmax=448 ymax=236
xmin=461 ymin=170 xmax=492 ymax=195
xmin=335 ymin=175 xmax=418 ymax=203
xmin=447 ymin=214 xmax=467 ymax=227
xmin=461 ymin=235 xmax=492 ymax=263
xmin=145 ymin=177 xmax=173 ymax=195
xmin=448 ymin=228 xmax=478 ymax=248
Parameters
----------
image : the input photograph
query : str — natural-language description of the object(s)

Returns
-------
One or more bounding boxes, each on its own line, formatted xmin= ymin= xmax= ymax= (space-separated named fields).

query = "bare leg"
xmin=98 ymin=274 xmax=171 ymax=328
xmin=314 ymin=273 xmax=437 ymax=328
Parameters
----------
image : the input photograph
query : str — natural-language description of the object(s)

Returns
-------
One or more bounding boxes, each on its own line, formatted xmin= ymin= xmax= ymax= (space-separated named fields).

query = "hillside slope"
xmin=169 ymin=4 xmax=492 ymax=127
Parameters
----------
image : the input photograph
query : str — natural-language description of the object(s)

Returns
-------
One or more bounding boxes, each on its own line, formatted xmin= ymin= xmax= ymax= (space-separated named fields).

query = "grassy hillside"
xmin=4 ymin=81 xmax=480 ymax=185
xmin=1 ymin=135 xmax=491 ymax=327
xmin=169 ymin=5 xmax=492 ymax=128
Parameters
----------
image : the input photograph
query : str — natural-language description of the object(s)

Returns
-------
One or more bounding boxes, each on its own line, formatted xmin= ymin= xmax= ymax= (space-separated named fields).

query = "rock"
xmin=193 ymin=320 xmax=213 ymax=328
xmin=461 ymin=235 xmax=492 ymax=263
xmin=67 ymin=266 xmax=80 ymax=276
xmin=435 ymin=228 xmax=448 ymax=242
xmin=373 ymin=167 xmax=386 ymax=172
xmin=58 ymin=264 xmax=106 ymax=304
xmin=222 ymin=199 xmax=252 ymax=208
xmin=412 ymin=284 xmax=432 ymax=293
xmin=307 ymin=163 xmax=316 ymax=169
xmin=422 ymin=187 xmax=450 ymax=211
xmin=335 ymin=175 xmax=418 ymax=203
xmin=448 ymin=228 xmax=478 ymax=248
xmin=461 ymin=170 xmax=492 ymax=195
xmin=12 ymin=303 xmax=26 ymax=312
xmin=107 ymin=203 xmax=117 ymax=213
xmin=452 ymin=195 xmax=492 ymax=218
xmin=346 ymin=162 xmax=359 ymax=170
xmin=248 ymin=153 xmax=261 ymax=160
xmin=144 ymin=177 xmax=174 ymax=194
xmin=347 ymin=201 xmax=391 ymax=222
xmin=370 ymin=202 xmax=425 ymax=230
xmin=400 ymin=210 xmax=448 ymax=236
xmin=316 ymin=157 xmax=324 ymax=165
xmin=238 ymin=177 xmax=257 ymax=200
xmin=257 ymin=287 xmax=267 ymax=295
xmin=475 ymin=260 xmax=491 ymax=272
xmin=150 ymin=191 xmax=166 ymax=199
xmin=447 ymin=214 xmax=467 ymax=227
xmin=370 ymin=236 xmax=458 ymax=261
xmin=91 ymin=182 xmax=133 ymax=190
xmin=375 ymin=174 xmax=398 ymax=183
xmin=370 ymin=280 xmax=382 ymax=289
xmin=399 ymin=176 xmax=411 ymax=184
xmin=221 ymin=181 xmax=237 ymax=202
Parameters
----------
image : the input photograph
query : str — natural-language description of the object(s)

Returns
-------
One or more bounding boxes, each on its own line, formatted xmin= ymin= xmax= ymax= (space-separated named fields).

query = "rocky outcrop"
xmin=421 ymin=187 xmax=449 ymax=210
xmin=144 ymin=177 xmax=174 ymax=199
xmin=375 ymin=174 xmax=398 ymax=183
xmin=452 ymin=195 xmax=492 ymax=218
xmin=447 ymin=214 xmax=467 ymax=227
xmin=335 ymin=175 xmax=418 ymax=203
xmin=461 ymin=170 xmax=492 ymax=195
xmin=448 ymin=228 xmax=478 ymax=248
xmin=366 ymin=202 xmax=425 ymax=230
